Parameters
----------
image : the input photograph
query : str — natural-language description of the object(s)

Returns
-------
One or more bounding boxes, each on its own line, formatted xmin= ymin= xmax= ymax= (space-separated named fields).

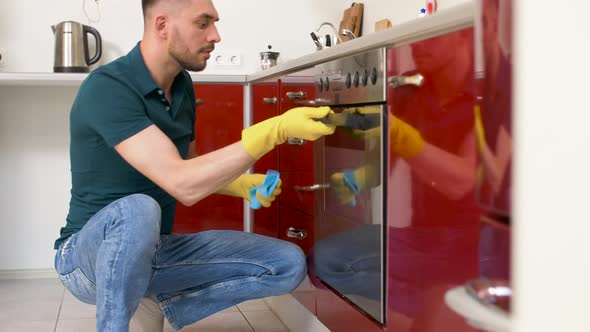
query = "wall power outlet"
xmin=211 ymin=52 xmax=242 ymax=67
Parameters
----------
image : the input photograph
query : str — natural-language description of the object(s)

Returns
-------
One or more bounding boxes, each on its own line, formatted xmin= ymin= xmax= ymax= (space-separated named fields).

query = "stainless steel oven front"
xmin=311 ymin=48 xmax=388 ymax=325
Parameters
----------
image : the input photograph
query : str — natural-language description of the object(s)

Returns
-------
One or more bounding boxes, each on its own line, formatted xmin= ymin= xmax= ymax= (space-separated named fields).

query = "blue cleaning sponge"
xmin=249 ymin=170 xmax=281 ymax=210
xmin=343 ymin=169 xmax=361 ymax=206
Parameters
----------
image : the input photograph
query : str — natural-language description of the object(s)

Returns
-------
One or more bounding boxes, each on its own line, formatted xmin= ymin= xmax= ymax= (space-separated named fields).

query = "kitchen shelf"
xmin=0 ymin=72 xmax=247 ymax=87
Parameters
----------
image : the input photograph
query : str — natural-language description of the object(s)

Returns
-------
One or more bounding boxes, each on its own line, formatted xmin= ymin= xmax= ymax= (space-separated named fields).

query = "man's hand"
xmin=241 ymin=106 xmax=336 ymax=160
xmin=329 ymin=165 xmax=378 ymax=206
xmin=217 ymin=174 xmax=282 ymax=208
xmin=341 ymin=108 xmax=425 ymax=159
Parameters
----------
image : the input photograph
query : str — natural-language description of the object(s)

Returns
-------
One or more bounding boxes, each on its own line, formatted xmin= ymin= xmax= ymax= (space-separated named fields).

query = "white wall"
xmin=0 ymin=0 xmax=469 ymax=74
xmin=513 ymin=0 xmax=590 ymax=330
xmin=0 ymin=0 xmax=469 ymax=270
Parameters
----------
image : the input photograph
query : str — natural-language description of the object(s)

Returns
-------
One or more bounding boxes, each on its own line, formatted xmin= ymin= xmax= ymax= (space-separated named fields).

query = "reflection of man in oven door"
xmin=321 ymin=29 xmax=483 ymax=329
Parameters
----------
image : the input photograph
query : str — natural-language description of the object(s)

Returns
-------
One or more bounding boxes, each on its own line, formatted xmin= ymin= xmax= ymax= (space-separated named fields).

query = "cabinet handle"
xmin=388 ymin=73 xmax=424 ymax=88
xmin=262 ymin=97 xmax=277 ymax=104
xmin=287 ymin=138 xmax=306 ymax=145
xmin=286 ymin=227 xmax=307 ymax=240
xmin=286 ymin=91 xmax=307 ymax=100
xmin=195 ymin=98 xmax=204 ymax=106
xmin=294 ymin=184 xmax=330 ymax=192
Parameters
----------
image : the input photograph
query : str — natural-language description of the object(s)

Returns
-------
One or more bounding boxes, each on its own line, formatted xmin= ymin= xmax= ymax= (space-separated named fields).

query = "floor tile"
xmin=0 ymin=278 xmax=64 ymax=304
xmin=59 ymin=298 xmax=96 ymax=320
xmin=164 ymin=312 xmax=254 ymax=332
xmin=237 ymin=298 xmax=270 ymax=312
xmin=241 ymin=311 xmax=288 ymax=332
xmin=0 ymin=301 xmax=62 ymax=322
xmin=55 ymin=318 xmax=96 ymax=332
xmin=0 ymin=320 xmax=56 ymax=332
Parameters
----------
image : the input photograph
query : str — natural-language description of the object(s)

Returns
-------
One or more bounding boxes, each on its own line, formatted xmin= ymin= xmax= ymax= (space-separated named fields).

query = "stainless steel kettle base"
xmin=54 ymin=66 xmax=90 ymax=73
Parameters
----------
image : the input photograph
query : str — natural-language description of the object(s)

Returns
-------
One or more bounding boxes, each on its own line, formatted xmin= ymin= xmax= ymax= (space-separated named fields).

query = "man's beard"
xmin=169 ymin=31 xmax=210 ymax=72
xmin=170 ymin=47 xmax=208 ymax=72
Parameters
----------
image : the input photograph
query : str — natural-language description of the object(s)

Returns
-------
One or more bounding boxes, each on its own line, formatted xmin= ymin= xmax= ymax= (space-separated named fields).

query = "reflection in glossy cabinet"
xmin=385 ymin=28 xmax=481 ymax=331
xmin=173 ymin=84 xmax=244 ymax=234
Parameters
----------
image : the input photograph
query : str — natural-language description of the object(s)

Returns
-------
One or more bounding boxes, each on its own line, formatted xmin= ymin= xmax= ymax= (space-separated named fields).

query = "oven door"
xmin=312 ymin=105 xmax=387 ymax=325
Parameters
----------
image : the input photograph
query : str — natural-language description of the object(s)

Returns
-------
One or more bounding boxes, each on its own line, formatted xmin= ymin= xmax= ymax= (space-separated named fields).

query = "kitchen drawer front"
xmin=253 ymin=203 xmax=278 ymax=238
xmin=279 ymin=139 xmax=314 ymax=170
xmin=252 ymin=83 xmax=279 ymax=173
xmin=278 ymin=203 xmax=314 ymax=254
xmin=279 ymin=170 xmax=314 ymax=215
xmin=279 ymin=83 xmax=316 ymax=114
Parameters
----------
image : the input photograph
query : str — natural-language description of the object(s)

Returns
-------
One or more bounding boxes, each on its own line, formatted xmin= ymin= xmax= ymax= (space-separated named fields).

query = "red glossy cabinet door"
xmin=278 ymin=170 xmax=314 ymax=215
xmin=173 ymin=84 xmax=244 ymax=234
xmin=384 ymin=29 xmax=481 ymax=332
xmin=278 ymin=83 xmax=316 ymax=171
xmin=251 ymin=82 xmax=280 ymax=238
xmin=278 ymin=203 xmax=314 ymax=254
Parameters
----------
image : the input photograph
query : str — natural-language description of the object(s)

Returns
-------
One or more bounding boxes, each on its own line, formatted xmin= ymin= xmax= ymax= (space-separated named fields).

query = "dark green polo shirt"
xmin=54 ymin=43 xmax=196 ymax=249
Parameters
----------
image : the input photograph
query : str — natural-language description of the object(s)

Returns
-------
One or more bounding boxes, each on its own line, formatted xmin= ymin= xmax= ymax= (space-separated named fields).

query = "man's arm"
xmin=115 ymin=106 xmax=334 ymax=207
xmin=187 ymin=141 xmax=198 ymax=159
xmin=115 ymin=125 xmax=253 ymax=206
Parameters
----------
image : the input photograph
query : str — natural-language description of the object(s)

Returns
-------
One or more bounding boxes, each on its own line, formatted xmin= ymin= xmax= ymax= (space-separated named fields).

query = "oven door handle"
xmin=294 ymin=98 xmax=332 ymax=106
xmin=294 ymin=184 xmax=330 ymax=191
xmin=388 ymin=73 xmax=424 ymax=88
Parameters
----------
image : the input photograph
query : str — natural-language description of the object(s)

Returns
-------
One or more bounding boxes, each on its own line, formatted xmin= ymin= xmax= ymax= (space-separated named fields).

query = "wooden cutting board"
xmin=338 ymin=3 xmax=364 ymax=43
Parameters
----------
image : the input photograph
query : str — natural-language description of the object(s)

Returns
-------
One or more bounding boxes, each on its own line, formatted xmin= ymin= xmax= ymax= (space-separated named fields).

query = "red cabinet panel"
xmin=278 ymin=203 xmax=314 ymax=254
xmin=253 ymin=204 xmax=279 ymax=238
xmin=279 ymin=140 xmax=314 ymax=171
xmin=278 ymin=82 xmax=316 ymax=171
xmin=173 ymin=84 xmax=244 ymax=234
xmin=279 ymin=170 xmax=314 ymax=215
xmin=252 ymin=82 xmax=279 ymax=174
xmin=251 ymin=82 xmax=280 ymax=238
xmin=384 ymin=29 xmax=482 ymax=332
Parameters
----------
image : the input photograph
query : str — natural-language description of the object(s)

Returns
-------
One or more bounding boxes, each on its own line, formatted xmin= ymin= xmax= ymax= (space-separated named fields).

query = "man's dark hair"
xmin=142 ymin=0 xmax=155 ymax=15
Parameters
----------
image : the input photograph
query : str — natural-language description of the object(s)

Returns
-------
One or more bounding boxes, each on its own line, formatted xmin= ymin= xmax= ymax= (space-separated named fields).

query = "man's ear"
xmin=154 ymin=15 xmax=168 ymax=39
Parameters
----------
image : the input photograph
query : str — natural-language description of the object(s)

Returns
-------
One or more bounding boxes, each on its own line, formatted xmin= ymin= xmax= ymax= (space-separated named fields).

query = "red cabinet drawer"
xmin=278 ymin=203 xmax=314 ymax=254
xmin=252 ymin=83 xmax=279 ymax=173
xmin=279 ymin=140 xmax=314 ymax=170
xmin=253 ymin=204 xmax=278 ymax=238
xmin=279 ymin=170 xmax=314 ymax=215
xmin=173 ymin=84 xmax=244 ymax=234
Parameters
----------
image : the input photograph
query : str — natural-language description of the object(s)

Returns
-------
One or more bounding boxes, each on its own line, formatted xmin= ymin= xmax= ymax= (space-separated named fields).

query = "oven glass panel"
xmin=313 ymin=106 xmax=386 ymax=324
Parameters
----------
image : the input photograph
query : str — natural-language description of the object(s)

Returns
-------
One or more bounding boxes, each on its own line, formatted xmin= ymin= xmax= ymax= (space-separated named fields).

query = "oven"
xmin=311 ymin=48 xmax=388 ymax=325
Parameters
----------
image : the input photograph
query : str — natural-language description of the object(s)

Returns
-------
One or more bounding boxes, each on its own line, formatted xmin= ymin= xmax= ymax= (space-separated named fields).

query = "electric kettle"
xmin=51 ymin=21 xmax=102 ymax=73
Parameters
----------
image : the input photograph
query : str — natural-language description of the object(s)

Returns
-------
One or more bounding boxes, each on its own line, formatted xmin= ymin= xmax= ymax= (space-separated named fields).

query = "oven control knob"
xmin=371 ymin=67 xmax=378 ymax=85
xmin=346 ymin=73 xmax=352 ymax=88
xmin=361 ymin=69 xmax=369 ymax=86
xmin=318 ymin=78 xmax=324 ymax=92
xmin=353 ymin=71 xmax=360 ymax=88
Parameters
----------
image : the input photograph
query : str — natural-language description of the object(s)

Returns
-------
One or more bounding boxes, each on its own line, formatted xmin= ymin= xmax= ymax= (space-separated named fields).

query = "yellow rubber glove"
xmin=217 ymin=174 xmax=282 ymax=208
xmin=329 ymin=164 xmax=379 ymax=206
xmin=341 ymin=107 xmax=424 ymax=159
xmin=473 ymin=105 xmax=487 ymax=154
xmin=390 ymin=114 xmax=425 ymax=159
xmin=242 ymin=106 xmax=336 ymax=160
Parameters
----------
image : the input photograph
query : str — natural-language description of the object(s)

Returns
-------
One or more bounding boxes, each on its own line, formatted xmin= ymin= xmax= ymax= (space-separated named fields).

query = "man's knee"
xmin=277 ymin=242 xmax=307 ymax=292
xmin=121 ymin=194 xmax=162 ymax=234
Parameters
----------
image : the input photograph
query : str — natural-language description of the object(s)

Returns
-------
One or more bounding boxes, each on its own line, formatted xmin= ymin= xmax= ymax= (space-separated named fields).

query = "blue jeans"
xmin=54 ymin=194 xmax=306 ymax=331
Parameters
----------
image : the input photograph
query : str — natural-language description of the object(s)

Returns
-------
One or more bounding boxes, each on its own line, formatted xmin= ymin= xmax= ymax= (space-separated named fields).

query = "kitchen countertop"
xmin=247 ymin=1 xmax=474 ymax=83
xmin=0 ymin=72 xmax=247 ymax=86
